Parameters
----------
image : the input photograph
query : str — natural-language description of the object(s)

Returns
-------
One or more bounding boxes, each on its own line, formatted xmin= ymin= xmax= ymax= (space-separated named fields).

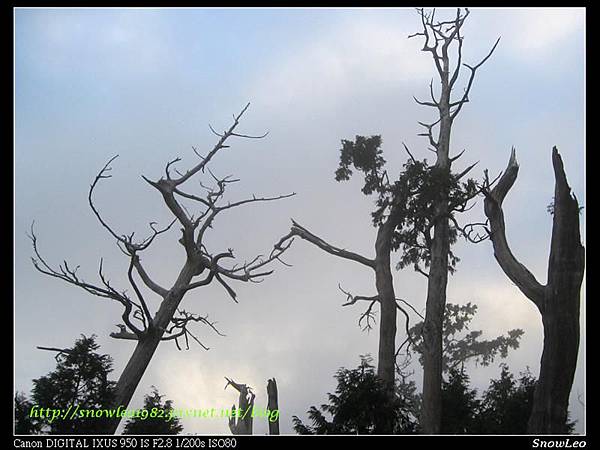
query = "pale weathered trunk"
xmin=420 ymin=216 xmax=449 ymax=434
xmin=373 ymin=218 xmax=398 ymax=434
xmin=420 ymin=81 xmax=451 ymax=435
xmin=105 ymin=264 xmax=197 ymax=434
xmin=374 ymin=219 xmax=397 ymax=389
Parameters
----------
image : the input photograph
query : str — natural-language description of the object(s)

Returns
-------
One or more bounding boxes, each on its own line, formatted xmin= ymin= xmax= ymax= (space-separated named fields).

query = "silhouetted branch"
xmin=338 ymin=284 xmax=379 ymax=306
xmin=283 ymin=220 xmax=376 ymax=269
xmin=29 ymin=224 xmax=144 ymax=338
xmin=173 ymin=103 xmax=260 ymax=185
xmin=450 ymin=37 xmax=500 ymax=120
xmin=36 ymin=346 xmax=75 ymax=361
xmin=482 ymin=148 xmax=545 ymax=307
xmin=163 ymin=309 xmax=224 ymax=351
xmin=132 ymin=255 xmax=168 ymax=297
xmin=89 ymin=156 xmax=176 ymax=254
xmin=358 ymin=301 xmax=378 ymax=332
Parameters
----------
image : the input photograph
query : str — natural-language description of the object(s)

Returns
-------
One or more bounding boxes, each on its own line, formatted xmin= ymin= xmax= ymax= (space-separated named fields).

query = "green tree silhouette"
xmin=122 ymin=387 xmax=183 ymax=435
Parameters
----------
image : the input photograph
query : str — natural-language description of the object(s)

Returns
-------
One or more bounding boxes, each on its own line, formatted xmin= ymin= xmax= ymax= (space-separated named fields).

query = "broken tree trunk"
xmin=266 ymin=378 xmax=279 ymax=435
xmin=225 ymin=378 xmax=255 ymax=435
xmin=483 ymin=147 xmax=585 ymax=434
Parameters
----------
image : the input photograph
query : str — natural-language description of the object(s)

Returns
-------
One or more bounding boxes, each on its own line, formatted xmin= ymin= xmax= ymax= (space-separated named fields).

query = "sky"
xmin=14 ymin=7 xmax=585 ymax=435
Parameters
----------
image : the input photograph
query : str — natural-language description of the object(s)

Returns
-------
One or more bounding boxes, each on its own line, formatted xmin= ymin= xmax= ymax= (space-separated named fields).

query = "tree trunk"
xmin=527 ymin=148 xmax=585 ymax=434
xmin=373 ymin=218 xmax=398 ymax=434
xmin=266 ymin=378 xmax=279 ymax=435
xmin=420 ymin=216 xmax=449 ymax=434
xmin=226 ymin=379 xmax=255 ymax=435
xmin=286 ymin=219 xmax=399 ymax=433
xmin=420 ymin=81 xmax=451 ymax=435
xmin=528 ymin=304 xmax=580 ymax=433
xmin=484 ymin=147 xmax=584 ymax=435
xmin=374 ymin=219 xmax=397 ymax=389
xmin=104 ymin=264 xmax=197 ymax=434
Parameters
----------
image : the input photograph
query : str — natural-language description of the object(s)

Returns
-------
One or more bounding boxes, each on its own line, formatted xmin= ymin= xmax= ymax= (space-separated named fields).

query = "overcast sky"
xmin=14 ymin=7 xmax=585 ymax=435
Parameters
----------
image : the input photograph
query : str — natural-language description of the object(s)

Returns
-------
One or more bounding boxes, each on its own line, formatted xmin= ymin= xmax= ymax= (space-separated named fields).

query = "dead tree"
xmin=483 ymin=147 xmax=585 ymax=434
xmin=266 ymin=378 xmax=279 ymax=435
xmin=277 ymin=9 xmax=495 ymax=434
xmin=279 ymin=189 xmax=426 ymax=434
xmin=408 ymin=8 xmax=499 ymax=433
xmin=283 ymin=219 xmax=406 ymax=394
xmin=225 ymin=378 xmax=255 ymax=435
xmin=29 ymin=104 xmax=294 ymax=434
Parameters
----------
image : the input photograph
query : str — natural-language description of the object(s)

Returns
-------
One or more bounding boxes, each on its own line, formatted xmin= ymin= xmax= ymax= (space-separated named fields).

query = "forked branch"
xmin=482 ymin=148 xmax=545 ymax=307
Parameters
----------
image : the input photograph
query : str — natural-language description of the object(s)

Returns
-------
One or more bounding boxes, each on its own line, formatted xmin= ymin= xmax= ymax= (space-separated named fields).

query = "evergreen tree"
xmin=29 ymin=335 xmax=116 ymax=434
xmin=440 ymin=368 xmax=479 ymax=434
xmin=474 ymin=365 xmax=575 ymax=434
xmin=122 ymin=387 xmax=183 ymax=435
xmin=14 ymin=392 xmax=41 ymax=434
xmin=292 ymin=355 xmax=418 ymax=434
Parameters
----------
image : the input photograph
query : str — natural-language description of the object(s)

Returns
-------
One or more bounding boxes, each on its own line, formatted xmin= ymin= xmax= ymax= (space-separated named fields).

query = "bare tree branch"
xmin=396 ymin=298 xmax=424 ymax=320
xmin=171 ymin=103 xmax=264 ymax=186
xmin=483 ymin=148 xmax=545 ymax=307
xmin=219 ymin=192 xmax=296 ymax=212
xmin=132 ymin=256 xmax=168 ymax=297
xmin=29 ymin=103 xmax=295 ymax=434
xmin=89 ymin=156 xmax=176 ymax=254
xmin=338 ymin=284 xmax=379 ymax=306
xmin=215 ymin=235 xmax=294 ymax=282
xmin=409 ymin=8 xmax=445 ymax=78
xmin=127 ymin=255 xmax=153 ymax=325
xmin=395 ymin=303 xmax=416 ymax=357
xmin=29 ymin=224 xmax=145 ymax=337
xmin=450 ymin=37 xmax=500 ymax=120
xmin=109 ymin=325 xmax=139 ymax=340
xmin=358 ymin=301 xmax=378 ymax=332
xmin=36 ymin=346 xmax=75 ymax=361
xmin=162 ymin=309 xmax=224 ymax=350
xmin=417 ymin=119 xmax=440 ymax=149
xmin=455 ymin=161 xmax=479 ymax=181
xmin=283 ymin=220 xmax=376 ymax=269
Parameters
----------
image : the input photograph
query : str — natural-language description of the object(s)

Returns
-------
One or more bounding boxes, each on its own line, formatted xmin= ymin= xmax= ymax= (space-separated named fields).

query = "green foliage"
xmin=122 ymin=386 xmax=183 ymax=435
xmin=439 ymin=364 xmax=576 ymax=434
xmin=335 ymin=135 xmax=386 ymax=195
xmin=473 ymin=365 xmax=575 ymax=434
xmin=292 ymin=355 xmax=419 ymax=434
xmin=408 ymin=302 xmax=524 ymax=372
xmin=441 ymin=368 xmax=479 ymax=434
xmin=14 ymin=392 xmax=41 ymax=435
xmin=334 ymin=135 xmax=480 ymax=274
xmin=295 ymin=357 xmax=577 ymax=435
xmin=26 ymin=335 xmax=116 ymax=434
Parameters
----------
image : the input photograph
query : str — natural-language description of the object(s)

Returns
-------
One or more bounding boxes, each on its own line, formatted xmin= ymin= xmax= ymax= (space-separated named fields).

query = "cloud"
xmin=469 ymin=8 xmax=585 ymax=59
xmin=15 ymin=7 xmax=585 ymax=435
xmin=251 ymin=15 xmax=432 ymax=112
xmin=511 ymin=8 xmax=584 ymax=52
xmin=16 ymin=10 xmax=172 ymax=79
